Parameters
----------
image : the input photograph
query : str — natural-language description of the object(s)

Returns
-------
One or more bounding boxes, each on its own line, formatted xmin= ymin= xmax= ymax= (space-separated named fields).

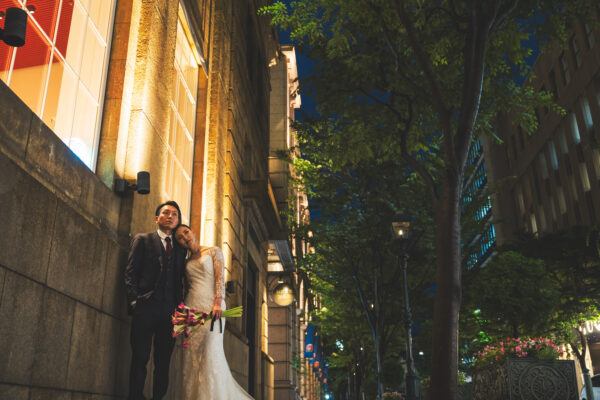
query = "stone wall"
xmin=0 ymin=80 xmax=129 ymax=399
xmin=0 ymin=0 xmax=282 ymax=398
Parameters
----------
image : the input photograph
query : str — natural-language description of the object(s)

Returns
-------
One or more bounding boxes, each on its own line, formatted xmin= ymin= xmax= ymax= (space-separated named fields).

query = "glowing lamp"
xmin=391 ymin=210 xmax=414 ymax=243
xmin=272 ymin=282 xmax=294 ymax=306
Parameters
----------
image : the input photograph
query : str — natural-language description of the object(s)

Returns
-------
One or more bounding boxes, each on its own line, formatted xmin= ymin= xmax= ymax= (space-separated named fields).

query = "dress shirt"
xmin=157 ymin=229 xmax=173 ymax=253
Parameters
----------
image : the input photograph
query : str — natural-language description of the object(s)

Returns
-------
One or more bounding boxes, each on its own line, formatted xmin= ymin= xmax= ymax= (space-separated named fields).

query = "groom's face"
xmin=155 ymin=205 xmax=179 ymax=232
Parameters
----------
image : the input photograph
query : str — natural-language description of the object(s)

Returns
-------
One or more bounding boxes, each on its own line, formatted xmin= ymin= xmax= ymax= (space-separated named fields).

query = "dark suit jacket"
xmin=124 ymin=232 xmax=186 ymax=313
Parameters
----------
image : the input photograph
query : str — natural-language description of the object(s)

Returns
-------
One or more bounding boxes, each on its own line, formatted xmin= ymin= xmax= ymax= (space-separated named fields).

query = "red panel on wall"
xmin=0 ymin=0 xmax=74 ymax=69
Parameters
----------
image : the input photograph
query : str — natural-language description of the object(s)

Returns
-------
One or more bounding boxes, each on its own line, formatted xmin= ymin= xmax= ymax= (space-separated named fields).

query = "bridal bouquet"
xmin=172 ymin=302 xmax=243 ymax=348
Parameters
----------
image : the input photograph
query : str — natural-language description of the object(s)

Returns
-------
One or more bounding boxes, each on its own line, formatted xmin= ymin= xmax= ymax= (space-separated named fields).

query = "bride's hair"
xmin=174 ymin=224 xmax=193 ymax=254
xmin=174 ymin=223 xmax=190 ymax=236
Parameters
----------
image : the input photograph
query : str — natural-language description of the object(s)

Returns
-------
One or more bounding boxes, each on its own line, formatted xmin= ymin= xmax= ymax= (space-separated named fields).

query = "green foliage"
xmin=461 ymin=226 xmax=600 ymax=367
xmin=464 ymin=251 xmax=560 ymax=338
xmin=261 ymin=0 xmax=600 ymax=395
xmin=282 ymin=118 xmax=436 ymax=395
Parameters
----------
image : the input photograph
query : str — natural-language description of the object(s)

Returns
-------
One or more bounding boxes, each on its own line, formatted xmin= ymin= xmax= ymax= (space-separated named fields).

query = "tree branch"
xmin=400 ymin=129 xmax=440 ymax=202
xmin=454 ymin=4 xmax=492 ymax=171
xmin=395 ymin=0 xmax=455 ymax=177
xmin=395 ymin=1 xmax=451 ymax=126
xmin=426 ymin=5 xmax=469 ymax=26
xmin=448 ymin=0 xmax=470 ymax=23
xmin=373 ymin=2 xmax=433 ymax=102
xmin=491 ymin=0 xmax=520 ymax=32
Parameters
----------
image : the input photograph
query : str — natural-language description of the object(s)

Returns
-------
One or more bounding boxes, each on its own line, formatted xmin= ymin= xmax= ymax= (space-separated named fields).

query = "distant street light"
xmin=391 ymin=211 xmax=420 ymax=400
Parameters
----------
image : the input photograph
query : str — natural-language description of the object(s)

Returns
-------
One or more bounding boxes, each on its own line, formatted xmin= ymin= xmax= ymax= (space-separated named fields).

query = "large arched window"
xmin=164 ymin=8 xmax=200 ymax=224
xmin=0 ymin=0 xmax=116 ymax=169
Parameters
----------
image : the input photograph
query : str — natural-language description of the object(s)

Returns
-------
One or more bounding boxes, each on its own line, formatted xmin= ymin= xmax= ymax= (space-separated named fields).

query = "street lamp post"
xmin=391 ymin=211 xmax=420 ymax=400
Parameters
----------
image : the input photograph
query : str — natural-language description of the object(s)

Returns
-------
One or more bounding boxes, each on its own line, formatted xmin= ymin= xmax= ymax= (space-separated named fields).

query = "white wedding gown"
xmin=181 ymin=247 xmax=253 ymax=399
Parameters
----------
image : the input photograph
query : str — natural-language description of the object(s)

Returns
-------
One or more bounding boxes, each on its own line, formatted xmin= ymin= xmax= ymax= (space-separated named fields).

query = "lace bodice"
xmin=185 ymin=247 xmax=225 ymax=310
xmin=181 ymin=247 xmax=253 ymax=399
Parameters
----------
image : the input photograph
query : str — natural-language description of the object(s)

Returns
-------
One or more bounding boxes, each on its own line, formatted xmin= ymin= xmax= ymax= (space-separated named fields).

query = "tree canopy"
xmin=263 ymin=1 xmax=600 ymax=398
xmin=287 ymin=129 xmax=437 ymax=397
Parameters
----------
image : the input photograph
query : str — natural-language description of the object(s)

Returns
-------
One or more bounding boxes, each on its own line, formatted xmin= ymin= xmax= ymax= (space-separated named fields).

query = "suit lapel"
xmin=151 ymin=232 xmax=165 ymax=269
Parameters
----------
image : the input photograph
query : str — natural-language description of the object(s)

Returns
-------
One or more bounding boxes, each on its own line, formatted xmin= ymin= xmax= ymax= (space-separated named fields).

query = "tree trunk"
xmin=428 ymin=179 xmax=463 ymax=400
xmin=573 ymin=328 xmax=595 ymax=400
xmin=371 ymin=322 xmax=384 ymax=399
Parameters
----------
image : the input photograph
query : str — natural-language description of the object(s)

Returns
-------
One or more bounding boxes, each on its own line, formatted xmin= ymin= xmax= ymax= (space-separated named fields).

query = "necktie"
xmin=165 ymin=237 xmax=173 ymax=258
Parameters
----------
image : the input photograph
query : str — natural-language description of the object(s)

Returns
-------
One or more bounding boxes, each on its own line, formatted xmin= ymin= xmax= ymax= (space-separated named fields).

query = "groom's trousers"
xmin=128 ymin=299 xmax=175 ymax=400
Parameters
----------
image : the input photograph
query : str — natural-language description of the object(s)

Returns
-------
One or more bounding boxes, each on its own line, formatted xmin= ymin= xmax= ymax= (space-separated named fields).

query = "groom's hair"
xmin=155 ymin=200 xmax=181 ymax=218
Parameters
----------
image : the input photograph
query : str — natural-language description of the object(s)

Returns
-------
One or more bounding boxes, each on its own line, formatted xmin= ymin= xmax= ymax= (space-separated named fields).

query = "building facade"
xmin=482 ymin=16 xmax=600 ymax=386
xmin=462 ymin=139 xmax=496 ymax=269
xmin=0 ymin=1 xmax=315 ymax=399
xmin=267 ymin=45 xmax=326 ymax=400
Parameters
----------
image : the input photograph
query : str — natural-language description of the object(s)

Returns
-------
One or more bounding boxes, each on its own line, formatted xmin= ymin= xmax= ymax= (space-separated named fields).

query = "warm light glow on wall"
xmin=162 ymin=8 xmax=199 ymax=225
xmin=262 ymin=293 xmax=269 ymax=353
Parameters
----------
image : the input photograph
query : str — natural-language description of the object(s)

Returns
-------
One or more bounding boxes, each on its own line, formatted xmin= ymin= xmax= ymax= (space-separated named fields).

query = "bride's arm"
xmin=211 ymin=247 xmax=225 ymax=319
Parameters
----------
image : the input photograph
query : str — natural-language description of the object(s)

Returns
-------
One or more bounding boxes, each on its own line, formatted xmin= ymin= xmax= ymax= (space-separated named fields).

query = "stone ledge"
xmin=0 ymin=80 xmax=121 ymax=236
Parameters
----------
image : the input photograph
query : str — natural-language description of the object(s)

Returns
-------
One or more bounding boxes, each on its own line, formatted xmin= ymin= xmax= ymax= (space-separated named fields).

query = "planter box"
xmin=473 ymin=359 xmax=578 ymax=400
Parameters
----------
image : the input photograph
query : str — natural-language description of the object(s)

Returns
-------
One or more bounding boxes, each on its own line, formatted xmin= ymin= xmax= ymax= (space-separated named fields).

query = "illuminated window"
xmin=530 ymin=213 xmax=538 ymax=234
xmin=0 ymin=0 xmax=116 ymax=169
xmin=164 ymin=10 xmax=200 ymax=225
xmin=548 ymin=140 xmax=558 ymax=170
xmin=580 ymin=163 xmax=591 ymax=192
xmin=593 ymin=149 xmax=600 ymax=180
xmin=579 ymin=97 xmax=593 ymax=134
xmin=569 ymin=113 xmax=581 ymax=144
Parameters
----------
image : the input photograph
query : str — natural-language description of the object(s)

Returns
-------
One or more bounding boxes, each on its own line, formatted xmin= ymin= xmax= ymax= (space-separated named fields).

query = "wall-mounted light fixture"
xmin=0 ymin=8 xmax=28 ymax=47
xmin=114 ymin=171 xmax=150 ymax=195
xmin=225 ymin=280 xmax=235 ymax=294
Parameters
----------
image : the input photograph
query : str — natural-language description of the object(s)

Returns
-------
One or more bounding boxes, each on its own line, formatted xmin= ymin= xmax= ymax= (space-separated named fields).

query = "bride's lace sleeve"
xmin=211 ymin=247 xmax=226 ymax=299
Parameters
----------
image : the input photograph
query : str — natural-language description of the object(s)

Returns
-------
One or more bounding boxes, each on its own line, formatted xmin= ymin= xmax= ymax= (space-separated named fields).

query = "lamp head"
xmin=272 ymin=282 xmax=295 ymax=306
xmin=1 ymin=8 xmax=27 ymax=47
xmin=136 ymin=171 xmax=150 ymax=194
xmin=114 ymin=171 xmax=151 ymax=195
xmin=391 ymin=210 xmax=413 ymax=240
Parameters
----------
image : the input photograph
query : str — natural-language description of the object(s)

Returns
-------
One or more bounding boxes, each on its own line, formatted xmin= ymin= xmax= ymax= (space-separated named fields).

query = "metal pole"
xmin=402 ymin=252 xmax=419 ymax=400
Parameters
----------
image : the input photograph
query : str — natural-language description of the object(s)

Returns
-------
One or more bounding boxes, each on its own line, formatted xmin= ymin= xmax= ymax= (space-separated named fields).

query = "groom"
xmin=124 ymin=201 xmax=186 ymax=400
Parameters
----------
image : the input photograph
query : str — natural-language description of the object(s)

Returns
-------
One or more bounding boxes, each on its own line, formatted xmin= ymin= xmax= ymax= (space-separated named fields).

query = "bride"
xmin=174 ymin=224 xmax=253 ymax=399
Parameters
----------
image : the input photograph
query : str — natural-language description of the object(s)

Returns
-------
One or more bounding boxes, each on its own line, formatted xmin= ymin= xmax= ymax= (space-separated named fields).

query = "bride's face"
xmin=174 ymin=226 xmax=196 ymax=250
